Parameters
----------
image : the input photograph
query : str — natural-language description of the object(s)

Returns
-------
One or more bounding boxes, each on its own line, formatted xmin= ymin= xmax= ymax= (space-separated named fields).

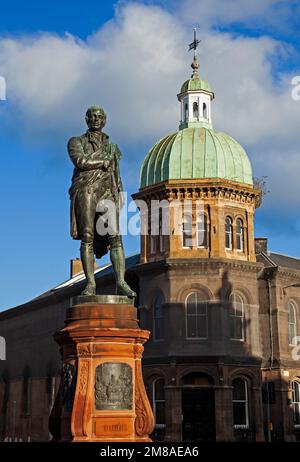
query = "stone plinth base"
xmin=49 ymin=295 xmax=154 ymax=442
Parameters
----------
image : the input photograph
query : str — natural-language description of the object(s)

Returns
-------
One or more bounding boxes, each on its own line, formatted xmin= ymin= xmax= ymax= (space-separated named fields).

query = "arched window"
xmin=236 ymin=218 xmax=244 ymax=252
xmin=225 ymin=217 xmax=233 ymax=250
xmin=288 ymin=302 xmax=297 ymax=345
xmin=193 ymin=102 xmax=199 ymax=119
xmin=153 ymin=378 xmax=165 ymax=428
xmin=292 ymin=380 xmax=300 ymax=426
xmin=229 ymin=293 xmax=244 ymax=340
xmin=182 ymin=214 xmax=193 ymax=248
xmin=197 ymin=213 xmax=208 ymax=248
xmin=153 ymin=293 xmax=165 ymax=341
xmin=203 ymin=103 xmax=207 ymax=119
xmin=186 ymin=292 xmax=208 ymax=339
xmin=184 ymin=103 xmax=188 ymax=121
xmin=232 ymin=378 xmax=249 ymax=428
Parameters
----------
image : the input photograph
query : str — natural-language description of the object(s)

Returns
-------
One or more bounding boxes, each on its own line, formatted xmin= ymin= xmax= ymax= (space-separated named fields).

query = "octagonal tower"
xmin=132 ymin=34 xmax=265 ymax=443
xmin=134 ymin=43 xmax=261 ymax=265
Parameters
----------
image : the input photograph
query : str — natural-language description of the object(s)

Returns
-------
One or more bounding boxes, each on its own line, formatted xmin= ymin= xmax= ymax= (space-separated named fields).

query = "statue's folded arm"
xmin=68 ymin=137 xmax=104 ymax=172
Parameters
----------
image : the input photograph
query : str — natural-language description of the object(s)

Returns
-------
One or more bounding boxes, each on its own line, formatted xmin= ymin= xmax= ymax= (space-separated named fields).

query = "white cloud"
xmin=0 ymin=4 xmax=186 ymax=144
xmin=178 ymin=0 xmax=290 ymax=31
xmin=0 ymin=1 xmax=299 ymax=208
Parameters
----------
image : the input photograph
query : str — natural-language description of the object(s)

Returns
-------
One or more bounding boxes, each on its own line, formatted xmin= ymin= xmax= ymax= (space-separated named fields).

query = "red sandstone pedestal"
xmin=49 ymin=295 xmax=154 ymax=442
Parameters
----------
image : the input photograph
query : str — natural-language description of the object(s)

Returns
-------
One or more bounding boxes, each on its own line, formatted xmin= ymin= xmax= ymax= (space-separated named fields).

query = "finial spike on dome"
xmin=188 ymin=28 xmax=201 ymax=79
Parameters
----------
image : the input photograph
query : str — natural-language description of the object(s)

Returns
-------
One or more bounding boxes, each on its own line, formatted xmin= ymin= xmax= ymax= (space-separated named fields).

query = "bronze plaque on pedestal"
xmin=95 ymin=362 xmax=133 ymax=410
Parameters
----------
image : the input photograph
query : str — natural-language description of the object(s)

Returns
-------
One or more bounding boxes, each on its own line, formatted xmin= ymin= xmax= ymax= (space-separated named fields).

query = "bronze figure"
xmin=68 ymin=106 xmax=136 ymax=297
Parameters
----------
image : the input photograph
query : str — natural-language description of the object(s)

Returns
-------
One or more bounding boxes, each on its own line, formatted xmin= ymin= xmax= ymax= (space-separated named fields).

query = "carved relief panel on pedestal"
xmin=95 ymin=363 xmax=133 ymax=411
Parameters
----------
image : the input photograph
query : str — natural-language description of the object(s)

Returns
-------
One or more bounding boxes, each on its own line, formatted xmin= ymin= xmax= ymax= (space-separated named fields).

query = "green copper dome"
xmin=180 ymin=78 xmax=212 ymax=94
xmin=140 ymin=127 xmax=253 ymax=188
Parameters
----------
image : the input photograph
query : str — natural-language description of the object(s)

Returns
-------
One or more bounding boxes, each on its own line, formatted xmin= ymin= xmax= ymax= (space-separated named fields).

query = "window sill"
xmin=186 ymin=337 xmax=208 ymax=341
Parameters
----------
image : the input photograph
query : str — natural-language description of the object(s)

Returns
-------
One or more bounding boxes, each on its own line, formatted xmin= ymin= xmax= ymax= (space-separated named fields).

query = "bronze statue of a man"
xmin=67 ymin=106 xmax=136 ymax=297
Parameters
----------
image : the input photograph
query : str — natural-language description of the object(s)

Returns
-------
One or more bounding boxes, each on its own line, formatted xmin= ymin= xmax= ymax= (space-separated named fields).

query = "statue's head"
xmin=85 ymin=106 xmax=107 ymax=131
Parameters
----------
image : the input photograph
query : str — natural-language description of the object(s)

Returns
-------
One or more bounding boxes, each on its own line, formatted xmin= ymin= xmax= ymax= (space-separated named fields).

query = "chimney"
xmin=70 ymin=258 xmax=83 ymax=278
xmin=255 ymin=237 xmax=268 ymax=254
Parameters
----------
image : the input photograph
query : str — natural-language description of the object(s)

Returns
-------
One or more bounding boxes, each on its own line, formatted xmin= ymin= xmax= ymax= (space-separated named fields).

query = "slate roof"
xmin=53 ymin=253 xmax=140 ymax=291
xmin=0 ymin=253 xmax=140 ymax=316
xmin=256 ymin=251 xmax=300 ymax=271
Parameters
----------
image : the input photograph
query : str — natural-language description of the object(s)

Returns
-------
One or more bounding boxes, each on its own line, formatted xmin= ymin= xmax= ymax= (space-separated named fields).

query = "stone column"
xmin=49 ymin=295 xmax=154 ymax=442
xmin=252 ymin=386 xmax=265 ymax=441
xmin=209 ymin=203 xmax=224 ymax=258
xmin=214 ymin=386 xmax=235 ymax=442
xmin=279 ymin=383 xmax=296 ymax=442
xmin=246 ymin=210 xmax=256 ymax=261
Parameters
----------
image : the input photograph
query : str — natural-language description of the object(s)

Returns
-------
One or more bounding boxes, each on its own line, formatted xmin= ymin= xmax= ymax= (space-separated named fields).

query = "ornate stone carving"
xmin=78 ymin=362 xmax=88 ymax=396
xmin=133 ymin=179 xmax=261 ymax=210
xmin=135 ymin=391 xmax=148 ymax=436
xmin=77 ymin=344 xmax=91 ymax=357
xmin=134 ymin=362 xmax=154 ymax=437
xmin=95 ymin=363 xmax=133 ymax=410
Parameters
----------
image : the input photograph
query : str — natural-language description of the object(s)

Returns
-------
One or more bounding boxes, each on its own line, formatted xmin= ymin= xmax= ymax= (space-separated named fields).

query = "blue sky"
xmin=0 ymin=0 xmax=300 ymax=309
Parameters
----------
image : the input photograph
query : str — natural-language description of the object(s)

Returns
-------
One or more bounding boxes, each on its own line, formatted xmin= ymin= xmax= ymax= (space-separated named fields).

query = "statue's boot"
xmin=110 ymin=245 xmax=137 ymax=298
xmin=80 ymin=242 xmax=96 ymax=296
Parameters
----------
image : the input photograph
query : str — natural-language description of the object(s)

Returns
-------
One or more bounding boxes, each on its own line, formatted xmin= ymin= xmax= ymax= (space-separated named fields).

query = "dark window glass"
xmin=225 ymin=217 xmax=233 ymax=250
xmin=186 ymin=292 xmax=208 ymax=339
xmin=182 ymin=214 xmax=193 ymax=248
xmin=233 ymin=379 xmax=246 ymax=400
xmin=233 ymin=402 xmax=246 ymax=426
xmin=153 ymin=379 xmax=165 ymax=426
xmin=150 ymin=235 xmax=157 ymax=254
xmin=236 ymin=218 xmax=244 ymax=251
xmin=193 ymin=102 xmax=199 ymax=118
xmin=185 ymin=103 xmax=188 ymax=121
xmin=288 ymin=302 xmax=297 ymax=345
xmin=197 ymin=214 xmax=208 ymax=248
xmin=154 ymin=294 xmax=165 ymax=340
xmin=292 ymin=381 xmax=300 ymax=426
xmin=229 ymin=293 xmax=244 ymax=340
xmin=232 ymin=379 xmax=248 ymax=428
xmin=159 ymin=208 xmax=164 ymax=252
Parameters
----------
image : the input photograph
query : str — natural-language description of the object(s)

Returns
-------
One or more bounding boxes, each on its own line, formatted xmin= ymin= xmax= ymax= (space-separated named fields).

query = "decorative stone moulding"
xmin=49 ymin=295 xmax=154 ymax=442
xmin=133 ymin=178 xmax=262 ymax=209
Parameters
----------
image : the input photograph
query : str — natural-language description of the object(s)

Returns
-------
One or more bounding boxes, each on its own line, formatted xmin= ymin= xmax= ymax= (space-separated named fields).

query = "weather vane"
xmin=188 ymin=28 xmax=201 ymax=60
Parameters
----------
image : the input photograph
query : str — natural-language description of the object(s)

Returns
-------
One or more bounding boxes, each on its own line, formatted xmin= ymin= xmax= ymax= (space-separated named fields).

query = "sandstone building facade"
xmin=0 ymin=49 xmax=300 ymax=442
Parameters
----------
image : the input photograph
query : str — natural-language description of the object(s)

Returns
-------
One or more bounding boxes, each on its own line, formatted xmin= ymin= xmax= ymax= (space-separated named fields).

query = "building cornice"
xmin=142 ymin=355 xmax=262 ymax=366
xmin=258 ymin=262 xmax=300 ymax=281
xmin=133 ymin=257 xmax=263 ymax=275
xmin=133 ymin=178 xmax=262 ymax=208
xmin=275 ymin=266 xmax=300 ymax=280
